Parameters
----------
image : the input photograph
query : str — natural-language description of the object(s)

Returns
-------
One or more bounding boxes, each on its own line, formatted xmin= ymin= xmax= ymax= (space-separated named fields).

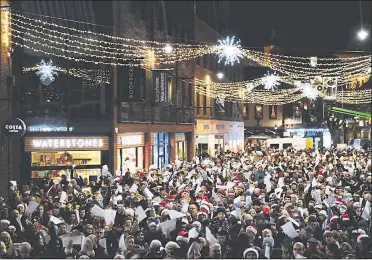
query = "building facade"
xmin=193 ymin=15 xmax=245 ymax=157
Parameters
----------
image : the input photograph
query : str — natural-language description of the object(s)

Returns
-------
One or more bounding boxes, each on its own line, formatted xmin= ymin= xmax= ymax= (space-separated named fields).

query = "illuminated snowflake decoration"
xmin=216 ymin=36 xmax=243 ymax=66
xmin=35 ymin=59 xmax=59 ymax=86
xmin=300 ymin=83 xmax=320 ymax=101
xmin=262 ymin=71 xmax=280 ymax=91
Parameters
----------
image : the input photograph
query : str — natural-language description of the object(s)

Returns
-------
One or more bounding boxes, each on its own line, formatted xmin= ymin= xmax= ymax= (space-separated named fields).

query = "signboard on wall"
xmin=118 ymin=61 xmax=145 ymax=102
xmin=2 ymin=118 xmax=26 ymax=138
xmin=24 ymin=136 xmax=109 ymax=151
xmin=152 ymin=69 xmax=172 ymax=105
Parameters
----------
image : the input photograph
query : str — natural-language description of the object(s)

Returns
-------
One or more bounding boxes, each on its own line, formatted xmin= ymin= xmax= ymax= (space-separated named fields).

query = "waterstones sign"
xmin=153 ymin=69 xmax=171 ymax=104
xmin=32 ymin=138 xmax=104 ymax=149
xmin=118 ymin=61 xmax=145 ymax=102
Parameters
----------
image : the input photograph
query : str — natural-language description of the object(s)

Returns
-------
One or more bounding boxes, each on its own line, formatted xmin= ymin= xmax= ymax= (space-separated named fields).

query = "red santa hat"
xmin=159 ymin=201 xmax=167 ymax=208
xmin=246 ymin=225 xmax=258 ymax=236
xmin=176 ymin=231 xmax=189 ymax=243
xmin=357 ymin=234 xmax=369 ymax=243
xmin=201 ymin=196 xmax=209 ymax=204
xmin=341 ymin=214 xmax=350 ymax=221
xmin=330 ymin=214 xmax=339 ymax=222
xmin=200 ymin=204 xmax=210 ymax=215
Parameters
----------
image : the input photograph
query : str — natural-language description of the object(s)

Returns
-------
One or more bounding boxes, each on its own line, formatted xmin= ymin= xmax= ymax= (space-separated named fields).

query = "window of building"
xmin=31 ymin=151 xmax=101 ymax=167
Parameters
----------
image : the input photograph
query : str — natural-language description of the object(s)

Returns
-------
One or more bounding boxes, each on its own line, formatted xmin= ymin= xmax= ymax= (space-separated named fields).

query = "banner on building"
xmin=215 ymin=97 xmax=225 ymax=113
xmin=323 ymin=77 xmax=338 ymax=100
xmin=152 ymin=69 xmax=172 ymax=105
xmin=269 ymin=105 xmax=277 ymax=119
xmin=118 ymin=61 xmax=145 ymax=102
xmin=255 ymin=104 xmax=263 ymax=119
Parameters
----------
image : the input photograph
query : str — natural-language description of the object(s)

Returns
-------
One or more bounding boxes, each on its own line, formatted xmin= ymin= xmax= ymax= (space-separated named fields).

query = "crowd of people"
xmin=0 ymin=143 xmax=371 ymax=259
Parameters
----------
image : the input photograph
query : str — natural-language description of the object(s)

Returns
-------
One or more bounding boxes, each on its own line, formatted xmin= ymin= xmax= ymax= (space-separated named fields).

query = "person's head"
xmin=37 ymin=205 xmax=44 ymax=215
xmin=58 ymin=223 xmax=68 ymax=235
xmin=149 ymin=239 xmax=163 ymax=253
xmin=324 ymin=230 xmax=335 ymax=244
xmin=293 ymin=242 xmax=305 ymax=258
xmin=165 ymin=241 xmax=180 ymax=257
xmin=124 ymin=219 xmax=132 ymax=230
xmin=284 ymin=195 xmax=291 ymax=204
xmin=136 ymin=230 xmax=145 ymax=242
xmin=246 ymin=226 xmax=258 ymax=241
xmin=216 ymin=207 xmax=226 ymax=220
xmin=209 ymin=243 xmax=222 ymax=259
xmin=148 ymin=222 xmax=158 ymax=233
xmin=216 ymin=231 xmax=228 ymax=246
xmin=325 ymin=242 xmax=341 ymax=258
xmin=188 ymin=203 xmax=198 ymax=216
xmin=243 ymin=248 xmax=259 ymax=259
xmin=125 ymin=235 xmax=135 ymax=251
xmin=85 ymin=224 xmax=94 ymax=235
xmin=96 ymin=228 xmax=105 ymax=239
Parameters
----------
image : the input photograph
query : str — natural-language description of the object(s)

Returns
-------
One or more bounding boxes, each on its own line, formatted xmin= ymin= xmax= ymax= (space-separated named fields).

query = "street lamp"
xmin=357 ymin=28 xmax=369 ymax=41
xmin=164 ymin=44 xmax=173 ymax=54
xmin=217 ymin=72 xmax=224 ymax=79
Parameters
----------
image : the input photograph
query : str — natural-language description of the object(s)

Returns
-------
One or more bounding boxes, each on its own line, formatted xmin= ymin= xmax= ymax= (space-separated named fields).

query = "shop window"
xmin=152 ymin=133 xmax=169 ymax=169
xmin=31 ymin=151 xmax=101 ymax=167
xmin=283 ymin=143 xmax=292 ymax=149
xmin=117 ymin=147 xmax=144 ymax=172
xmin=176 ymin=142 xmax=187 ymax=161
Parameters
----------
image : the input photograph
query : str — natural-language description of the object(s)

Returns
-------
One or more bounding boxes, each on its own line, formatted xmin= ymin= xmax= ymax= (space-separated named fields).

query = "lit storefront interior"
xmin=195 ymin=120 xmax=244 ymax=157
xmin=24 ymin=136 xmax=109 ymax=185
xmin=175 ymin=133 xmax=187 ymax=161
xmin=117 ymin=133 xmax=145 ymax=173
xmin=151 ymin=132 xmax=170 ymax=169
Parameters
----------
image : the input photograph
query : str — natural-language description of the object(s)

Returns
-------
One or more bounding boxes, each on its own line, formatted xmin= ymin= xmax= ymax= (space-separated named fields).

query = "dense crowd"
xmin=0 ymin=144 xmax=371 ymax=259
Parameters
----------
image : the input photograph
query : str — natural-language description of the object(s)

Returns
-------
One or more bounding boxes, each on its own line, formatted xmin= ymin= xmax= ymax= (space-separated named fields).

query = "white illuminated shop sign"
xmin=120 ymin=135 xmax=142 ymax=146
xmin=32 ymin=139 xmax=104 ymax=149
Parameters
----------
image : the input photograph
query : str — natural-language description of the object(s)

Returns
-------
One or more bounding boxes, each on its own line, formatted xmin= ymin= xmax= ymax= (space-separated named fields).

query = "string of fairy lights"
xmin=7 ymin=10 xmax=372 ymax=105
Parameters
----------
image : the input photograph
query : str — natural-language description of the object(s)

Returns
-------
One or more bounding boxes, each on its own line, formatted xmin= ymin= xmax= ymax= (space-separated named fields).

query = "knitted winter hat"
xmin=243 ymin=248 xmax=259 ymax=258
xmin=246 ymin=225 xmax=258 ymax=236
xmin=176 ymin=231 xmax=189 ymax=243
xmin=165 ymin=241 xmax=180 ymax=255
xmin=200 ymin=204 xmax=210 ymax=215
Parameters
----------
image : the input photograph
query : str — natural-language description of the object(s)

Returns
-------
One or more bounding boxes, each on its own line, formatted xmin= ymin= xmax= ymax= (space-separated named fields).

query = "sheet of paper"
xmin=59 ymin=191 xmax=67 ymax=203
xmin=361 ymin=201 xmax=371 ymax=221
xmin=104 ymin=209 xmax=117 ymax=225
xmin=10 ymin=181 xmax=17 ymax=186
xmin=159 ymin=219 xmax=177 ymax=238
xmin=181 ymin=203 xmax=189 ymax=213
xmin=90 ymin=205 xmax=105 ymax=218
xmin=188 ymin=227 xmax=199 ymax=239
xmin=129 ymin=183 xmax=138 ymax=193
xmin=135 ymin=206 xmax=147 ymax=223
xmin=246 ymin=195 xmax=252 ymax=207
xmin=168 ymin=210 xmax=186 ymax=219
xmin=205 ymin=227 xmax=219 ymax=244
xmin=264 ymin=175 xmax=272 ymax=192
xmin=61 ymin=235 xmax=83 ymax=247
xmin=50 ymin=216 xmax=63 ymax=225
xmin=282 ymin=222 xmax=298 ymax=239
xmin=99 ymin=238 xmax=106 ymax=248
xmin=234 ymin=197 xmax=242 ymax=208
xmin=287 ymin=217 xmax=300 ymax=228
xmin=26 ymin=201 xmax=39 ymax=214
xmin=142 ymin=188 xmax=154 ymax=199
xmin=226 ymin=181 xmax=234 ymax=190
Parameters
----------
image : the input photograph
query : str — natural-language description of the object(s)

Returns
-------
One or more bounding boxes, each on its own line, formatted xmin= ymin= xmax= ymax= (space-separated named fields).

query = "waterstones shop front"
xmin=23 ymin=136 xmax=109 ymax=185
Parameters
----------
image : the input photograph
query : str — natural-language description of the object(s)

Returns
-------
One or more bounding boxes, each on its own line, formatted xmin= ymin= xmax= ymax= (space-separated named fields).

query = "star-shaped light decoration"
xmin=216 ymin=36 xmax=244 ymax=66
xmin=300 ymin=82 xmax=320 ymax=101
xmin=35 ymin=59 xmax=59 ymax=86
xmin=262 ymin=71 xmax=280 ymax=91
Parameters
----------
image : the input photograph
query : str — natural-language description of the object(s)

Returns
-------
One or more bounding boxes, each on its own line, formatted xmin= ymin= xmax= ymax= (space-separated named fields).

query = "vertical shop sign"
xmin=153 ymin=69 xmax=172 ymax=105
xmin=118 ymin=61 xmax=145 ymax=102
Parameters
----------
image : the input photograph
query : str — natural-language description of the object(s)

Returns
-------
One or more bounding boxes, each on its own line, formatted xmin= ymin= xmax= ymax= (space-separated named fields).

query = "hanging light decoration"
xmin=35 ymin=59 xmax=60 ymax=85
xmin=300 ymin=82 xmax=319 ymax=101
xmin=262 ymin=71 xmax=280 ymax=91
xmin=216 ymin=36 xmax=243 ymax=66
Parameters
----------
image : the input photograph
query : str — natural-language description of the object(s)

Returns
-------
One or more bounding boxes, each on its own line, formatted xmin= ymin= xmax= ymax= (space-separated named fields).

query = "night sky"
xmin=198 ymin=1 xmax=372 ymax=52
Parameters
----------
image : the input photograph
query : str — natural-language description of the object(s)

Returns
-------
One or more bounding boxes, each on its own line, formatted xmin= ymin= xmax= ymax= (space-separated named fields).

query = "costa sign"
xmin=2 ymin=118 xmax=26 ymax=138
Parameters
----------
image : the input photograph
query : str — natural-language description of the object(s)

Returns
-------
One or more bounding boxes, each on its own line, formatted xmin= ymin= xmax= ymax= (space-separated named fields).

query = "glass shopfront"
xmin=151 ymin=132 xmax=169 ymax=169
xmin=117 ymin=133 xmax=145 ymax=173
xmin=24 ymin=136 xmax=109 ymax=185
xmin=175 ymin=133 xmax=187 ymax=161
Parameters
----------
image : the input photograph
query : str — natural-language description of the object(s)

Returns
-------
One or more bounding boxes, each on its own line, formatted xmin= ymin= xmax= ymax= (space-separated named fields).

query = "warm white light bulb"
xmin=164 ymin=44 xmax=173 ymax=54
xmin=357 ymin=29 xmax=368 ymax=41
xmin=217 ymin=72 xmax=224 ymax=79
